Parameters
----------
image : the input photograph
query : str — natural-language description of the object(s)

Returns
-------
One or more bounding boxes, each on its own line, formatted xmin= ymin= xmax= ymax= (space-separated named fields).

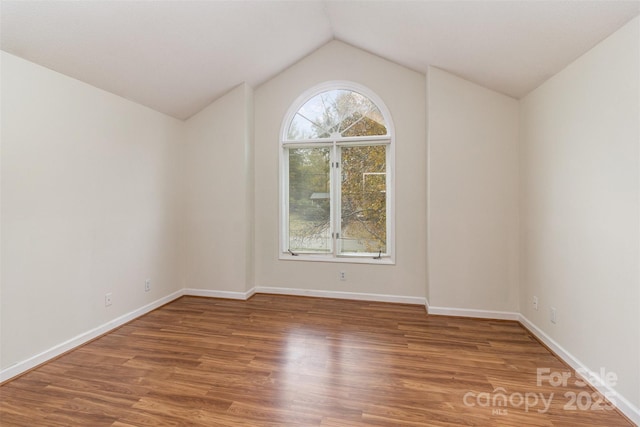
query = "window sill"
xmin=279 ymin=253 xmax=395 ymax=265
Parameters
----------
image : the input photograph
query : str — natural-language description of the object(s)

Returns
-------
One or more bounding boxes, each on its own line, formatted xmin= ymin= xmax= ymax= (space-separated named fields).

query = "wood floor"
xmin=0 ymin=295 xmax=633 ymax=426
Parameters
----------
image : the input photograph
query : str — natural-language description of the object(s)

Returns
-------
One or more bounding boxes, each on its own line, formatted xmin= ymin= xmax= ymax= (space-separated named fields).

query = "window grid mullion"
xmin=283 ymin=148 xmax=290 ymax=253
xmin=332 ymin=141 xmax=340 ymax=255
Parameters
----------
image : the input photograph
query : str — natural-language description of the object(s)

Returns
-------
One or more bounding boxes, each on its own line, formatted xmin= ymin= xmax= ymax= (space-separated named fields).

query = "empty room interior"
xmin=1 ymin=1 xmax=639 ymax=426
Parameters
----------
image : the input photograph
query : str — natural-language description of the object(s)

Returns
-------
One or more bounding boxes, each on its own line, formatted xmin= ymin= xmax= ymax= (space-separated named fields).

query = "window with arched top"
xmin=280 ymin=82 xmax=394 ymax=263
xmin=285 ymin=88 xmax=389 ymax=140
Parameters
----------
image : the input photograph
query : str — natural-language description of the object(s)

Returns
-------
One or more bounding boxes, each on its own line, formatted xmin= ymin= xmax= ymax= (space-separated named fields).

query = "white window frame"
xmin=279 ymin=81 xmax=395 ymax=265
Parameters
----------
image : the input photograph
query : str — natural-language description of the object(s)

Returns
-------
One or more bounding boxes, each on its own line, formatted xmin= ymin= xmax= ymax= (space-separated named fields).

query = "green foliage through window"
xmin=283 ymin=85 xmax=392 ymax=258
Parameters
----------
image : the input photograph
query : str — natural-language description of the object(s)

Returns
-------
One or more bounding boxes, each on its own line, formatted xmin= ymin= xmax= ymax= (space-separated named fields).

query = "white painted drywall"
xmin=1 ymin=52 xmax=184 ymax=369
xmin=254 ymin=40 xmax=427 ymax=298
xmin=183 ymin=84 xmax=254 ymax=293
xmin=3 ymin=21 xmax=638 ymax=418
xmin=520 ymin=16 xmax=639 ymax=411
xmin=427 ymin=67 xmax=520 ymax=312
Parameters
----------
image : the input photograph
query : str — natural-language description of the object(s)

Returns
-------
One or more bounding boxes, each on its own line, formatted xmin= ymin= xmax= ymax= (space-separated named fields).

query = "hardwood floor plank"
xmin=0 ymin=295 xmax=633 ymax=426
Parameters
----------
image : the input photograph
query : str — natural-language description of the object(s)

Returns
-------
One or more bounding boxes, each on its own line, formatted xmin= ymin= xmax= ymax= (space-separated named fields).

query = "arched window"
xmin=280 ymin=81 xmax=394 ymax=262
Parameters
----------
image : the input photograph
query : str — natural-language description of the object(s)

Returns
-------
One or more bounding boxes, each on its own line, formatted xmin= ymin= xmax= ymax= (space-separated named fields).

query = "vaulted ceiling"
xmin=2 ymin=1 xmax=638 ymax=120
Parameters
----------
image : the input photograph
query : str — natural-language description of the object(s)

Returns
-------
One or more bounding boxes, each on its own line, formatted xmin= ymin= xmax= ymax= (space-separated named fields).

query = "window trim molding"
xmin=280 ymin=81 xmax=395 ymax=142
xmin=278 ymin=81 xmax=396 ymax=265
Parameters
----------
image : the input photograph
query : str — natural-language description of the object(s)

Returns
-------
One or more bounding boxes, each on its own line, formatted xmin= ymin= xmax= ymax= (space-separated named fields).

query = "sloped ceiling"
xmin=1 ymin=1 xmax=638 ymax=120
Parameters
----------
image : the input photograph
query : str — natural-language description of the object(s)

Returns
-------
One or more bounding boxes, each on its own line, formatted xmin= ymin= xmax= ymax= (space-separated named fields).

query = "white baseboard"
xmin=0 ymin=289 xmax=184 ymax=383
xmin=3 ymin=288 xmax=637 ymax=425
xmin=254 ymin=286 xmax=426 ymax=305
xmin=427 ymin=305 xmax=520 ymax=321
xmin=518 ymin=314 xmax=639 ymax=426
xmin=183 ymin=288 xmax=255 ymax=300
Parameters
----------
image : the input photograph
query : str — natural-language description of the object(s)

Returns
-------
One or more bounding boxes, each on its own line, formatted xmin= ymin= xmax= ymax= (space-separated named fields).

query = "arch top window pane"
xmin=286 ymin=89 xmax=388 ymax=140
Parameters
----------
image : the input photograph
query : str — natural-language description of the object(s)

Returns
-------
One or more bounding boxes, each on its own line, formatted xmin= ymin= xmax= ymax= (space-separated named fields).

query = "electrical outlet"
xmin=339 ymin=271 xmax=346 ymax=281
xmin=550 ymin=307 xmax=557 ymax=324
xmin=533 ymin=296 xmax=538 ymax=311
xmin=105 ymin=293 xmax=113 ymax=307
xmin=145 ymin=278 xmax=151 ymax=292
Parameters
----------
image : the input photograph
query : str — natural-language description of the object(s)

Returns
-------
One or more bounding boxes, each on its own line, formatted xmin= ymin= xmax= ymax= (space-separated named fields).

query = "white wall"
xmin=1 ymin=52 xmax=184 ymax=370
xmin=520 ymin=16 xmax=639 ymax=415
xmin=254 ymin=41 xmax=427 ymax=299
xmin=3 ymin=22 xmax=639 ymax=419
xmin=427 ymin=67 xmax=520 ymax=313
xmin=183 ymin=84 xmax=254 ymax=294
